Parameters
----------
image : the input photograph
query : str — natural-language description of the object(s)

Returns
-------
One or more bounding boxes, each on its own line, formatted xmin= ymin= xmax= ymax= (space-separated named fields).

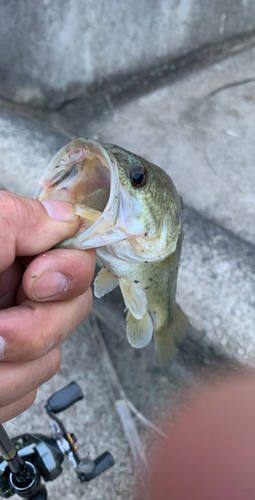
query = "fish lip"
xmin=76 ymin=138 xmax=120 ymax=244
xmin=36 ymin=138 xmax=120 ymax=247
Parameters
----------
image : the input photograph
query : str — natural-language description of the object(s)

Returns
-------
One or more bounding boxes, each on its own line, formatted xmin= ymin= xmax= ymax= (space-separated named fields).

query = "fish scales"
xmin=35 ymin=138 xmax=189 ymax=362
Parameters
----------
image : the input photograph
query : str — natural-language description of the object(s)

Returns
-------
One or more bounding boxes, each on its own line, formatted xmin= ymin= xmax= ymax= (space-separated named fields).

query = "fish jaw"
xmin=35 ymin=138 xmax=122 ymax=249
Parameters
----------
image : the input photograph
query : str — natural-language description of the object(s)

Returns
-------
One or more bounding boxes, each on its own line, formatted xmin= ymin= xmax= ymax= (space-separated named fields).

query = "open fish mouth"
xmin=35 ymin=138 xmax=121 ymax=249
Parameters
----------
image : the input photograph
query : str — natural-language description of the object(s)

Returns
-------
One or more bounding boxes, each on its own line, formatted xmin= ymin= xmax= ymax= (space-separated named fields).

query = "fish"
xmin=35 ymin=138 xmax=189 ymax=362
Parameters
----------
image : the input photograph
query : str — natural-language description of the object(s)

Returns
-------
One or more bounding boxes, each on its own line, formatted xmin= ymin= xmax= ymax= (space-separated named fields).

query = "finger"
xmin=0 ymin=191 xmax=79 ymax=273
xmin=22 ymin=248 xmax=96 ymax=302
xmin=0 ymin=390 xmax=37 ymax=424
xmin=0 ymin=259 xmax=23 ymax=309
xmin=0 ymin=348 xmax=61 ymax=408
xmin=146 ymin=375 xmax=255 ymax=500
xmin=0 ymin=289 xmax=92 ymax=362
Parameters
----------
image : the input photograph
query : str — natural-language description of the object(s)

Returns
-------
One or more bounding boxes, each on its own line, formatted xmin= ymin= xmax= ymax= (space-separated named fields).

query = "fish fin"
xmin=119 ymin=277 xmax=147 ymax=319
xmin=126 ymin=310 xmax=153 ymax=348
xmin=94 ymin=267 xmax=118 ymax=298
xmin=154 ymin=305 xmax=190 ymax=364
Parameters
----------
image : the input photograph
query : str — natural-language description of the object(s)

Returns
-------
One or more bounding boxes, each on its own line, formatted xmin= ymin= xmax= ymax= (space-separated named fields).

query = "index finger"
xmin=0 ymin=191 xmax=79 ymax=272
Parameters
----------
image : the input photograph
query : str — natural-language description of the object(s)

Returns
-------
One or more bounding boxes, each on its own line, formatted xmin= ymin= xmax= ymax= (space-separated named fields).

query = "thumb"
xmin=0 ymin=191 xmax=80 ymax=272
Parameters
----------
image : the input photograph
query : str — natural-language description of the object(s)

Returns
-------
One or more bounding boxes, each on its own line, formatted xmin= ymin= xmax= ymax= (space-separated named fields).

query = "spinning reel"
xmin=0 ymin=382 xmax=115 ymax=499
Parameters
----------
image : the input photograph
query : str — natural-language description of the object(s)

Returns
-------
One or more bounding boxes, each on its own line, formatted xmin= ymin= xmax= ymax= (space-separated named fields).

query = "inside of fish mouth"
xmin=53 ymin=155 xmax=111 ymax=230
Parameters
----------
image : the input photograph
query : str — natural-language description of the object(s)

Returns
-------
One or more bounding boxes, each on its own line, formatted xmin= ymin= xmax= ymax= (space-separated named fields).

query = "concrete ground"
xmin=0 ymin=46 xmax=254 ymax=499
xmin=1 ymin=1 xmax=255 ymax=109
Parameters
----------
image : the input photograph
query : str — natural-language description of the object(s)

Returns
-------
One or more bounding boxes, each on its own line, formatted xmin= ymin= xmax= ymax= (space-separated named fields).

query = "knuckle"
xmin=0 ymin=191 xmax=37 ymax=233
xmin=0 ymin=190 xmax=14 ymax=210
xmin=45 ymin=348 xmax=61 ymax=379
xmin=0 ymin=192 xmax=16 ymax=247
xmin=0 ymin=191 xmax=21 ymax=221
xmin=26 ymin=389 xmax=37 ymax=407
xmin=0 ymin=193 xmax=37 ymax=252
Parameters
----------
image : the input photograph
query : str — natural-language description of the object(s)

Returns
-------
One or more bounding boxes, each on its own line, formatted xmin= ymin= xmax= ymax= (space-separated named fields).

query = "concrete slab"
xmin=55 ymin=46 xmax=255 ymax=247
xmin=1 ymin=1 xmax=255 ymax=108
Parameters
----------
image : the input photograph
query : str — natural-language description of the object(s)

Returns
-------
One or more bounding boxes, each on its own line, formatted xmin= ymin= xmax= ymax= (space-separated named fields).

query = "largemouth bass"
xmin=35 ymin=138 xmax=189 ymax=362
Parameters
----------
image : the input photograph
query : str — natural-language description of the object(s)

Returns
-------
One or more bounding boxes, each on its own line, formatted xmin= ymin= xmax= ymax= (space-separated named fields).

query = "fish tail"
xmin=154 ymin=305 xmax=190 ymax=364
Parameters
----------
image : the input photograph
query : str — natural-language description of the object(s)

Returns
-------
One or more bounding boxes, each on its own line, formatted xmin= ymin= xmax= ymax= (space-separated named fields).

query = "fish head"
xmin=35 ymin=139 xmax=182 ymax=262
xmin=102 ymin=144 xmax=183 ymax=262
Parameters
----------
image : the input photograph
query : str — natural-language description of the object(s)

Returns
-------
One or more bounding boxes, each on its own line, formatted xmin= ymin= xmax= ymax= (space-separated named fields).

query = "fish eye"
xmin=130 ymin=163 xmax=147 ymax=188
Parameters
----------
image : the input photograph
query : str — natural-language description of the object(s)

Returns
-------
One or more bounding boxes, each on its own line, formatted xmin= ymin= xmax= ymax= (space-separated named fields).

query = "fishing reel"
xmin=0 ymin=381 xmax=115 ymax=499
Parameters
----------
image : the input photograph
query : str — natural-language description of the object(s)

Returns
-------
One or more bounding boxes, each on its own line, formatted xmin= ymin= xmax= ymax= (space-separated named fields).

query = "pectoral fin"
xmin=126 ymin=310 xmax=153 ymax=348
xmin=119 ymin=277 xmax=147 ymax=319
xmin=94 ymin=267 xmax=118 ymax=298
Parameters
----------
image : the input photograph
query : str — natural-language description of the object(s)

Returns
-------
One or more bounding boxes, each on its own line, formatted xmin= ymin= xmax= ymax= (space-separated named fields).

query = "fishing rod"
xmin=0 ymin=381 xmax=115 ymax=499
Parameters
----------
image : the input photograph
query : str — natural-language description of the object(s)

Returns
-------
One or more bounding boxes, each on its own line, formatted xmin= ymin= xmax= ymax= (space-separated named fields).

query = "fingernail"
xmin=41 ymin=200 xmax=78 ymax=222
xmin=32 ymin=271 xmax=67 ymax=300
xmin=0 ymin=336 xmax=6 ymax=359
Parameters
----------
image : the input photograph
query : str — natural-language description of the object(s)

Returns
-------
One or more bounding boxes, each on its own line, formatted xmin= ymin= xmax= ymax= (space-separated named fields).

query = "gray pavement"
xmin=0 ymin=46 xmax=254 ymax=499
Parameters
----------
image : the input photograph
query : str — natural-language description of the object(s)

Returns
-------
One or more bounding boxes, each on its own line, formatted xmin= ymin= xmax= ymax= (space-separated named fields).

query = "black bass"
xmin=35 ymin=138 xmax=189 ymax=362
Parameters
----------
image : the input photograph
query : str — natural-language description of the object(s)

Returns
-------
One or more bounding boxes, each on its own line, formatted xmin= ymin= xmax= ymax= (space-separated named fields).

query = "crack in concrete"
xmin=207 ymin=77 xmax=255 ymax=98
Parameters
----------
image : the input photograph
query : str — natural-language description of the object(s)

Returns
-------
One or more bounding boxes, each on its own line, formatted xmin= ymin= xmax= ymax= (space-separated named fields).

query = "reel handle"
xmin=46 ymin=381 xmax=84 ymax=414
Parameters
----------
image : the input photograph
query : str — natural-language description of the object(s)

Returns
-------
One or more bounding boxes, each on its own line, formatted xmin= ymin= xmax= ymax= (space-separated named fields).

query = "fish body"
xmin=35 ymin=138 xmax=189 ymax=361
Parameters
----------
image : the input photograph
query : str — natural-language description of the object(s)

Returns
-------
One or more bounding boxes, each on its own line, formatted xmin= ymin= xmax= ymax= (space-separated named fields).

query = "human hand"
xmin=0 ymin=191 xmax=96 ymax=424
